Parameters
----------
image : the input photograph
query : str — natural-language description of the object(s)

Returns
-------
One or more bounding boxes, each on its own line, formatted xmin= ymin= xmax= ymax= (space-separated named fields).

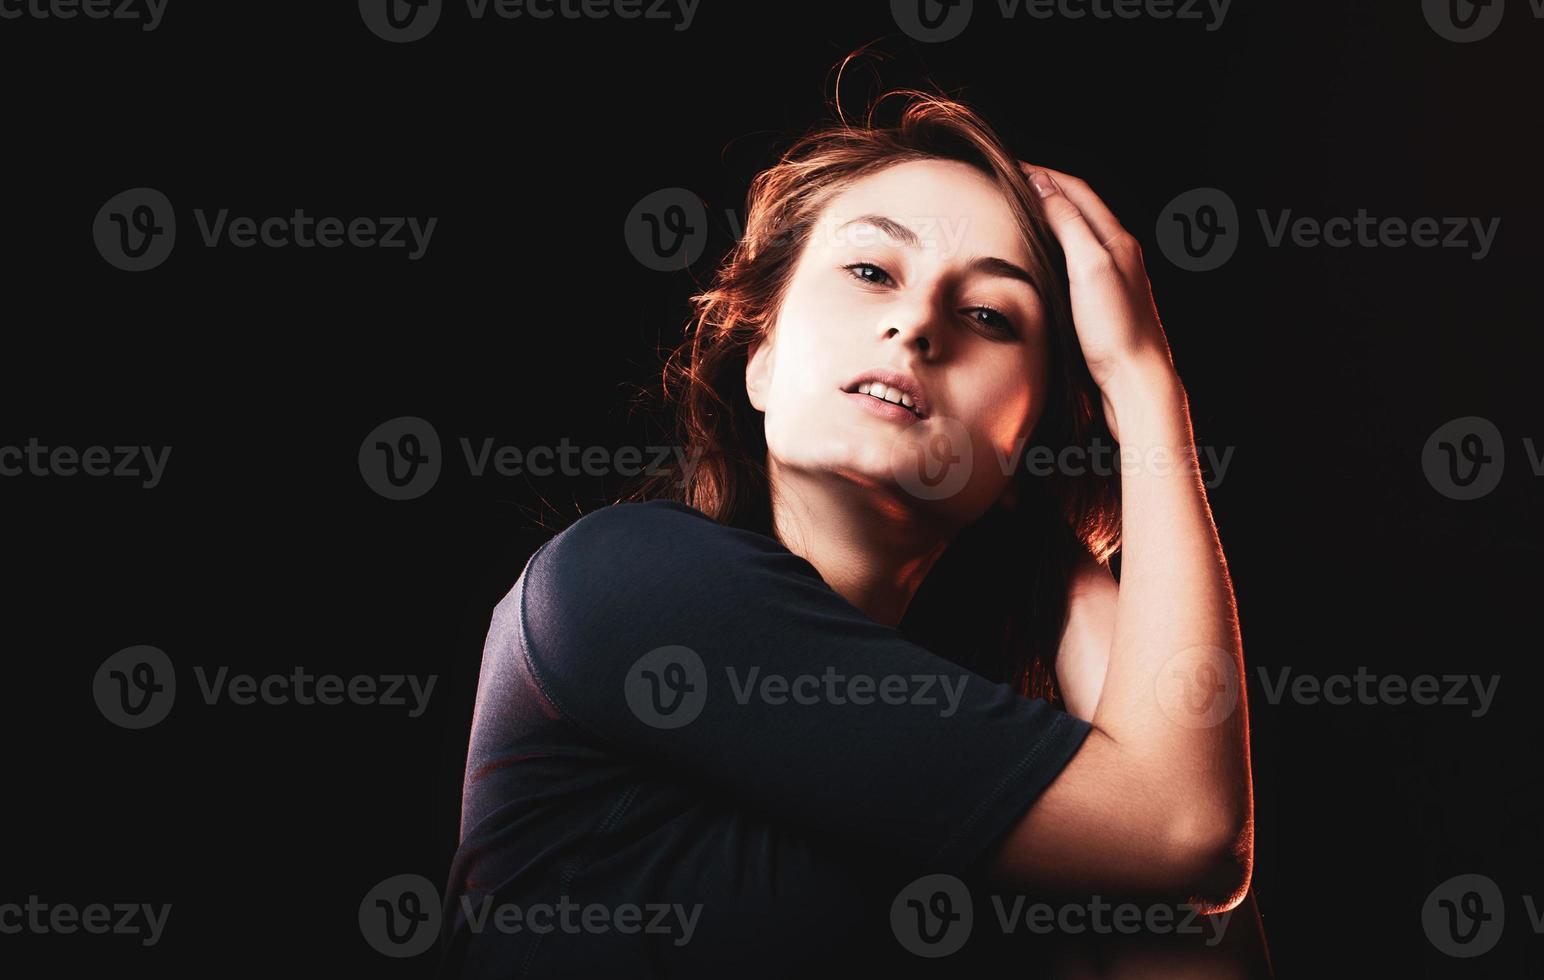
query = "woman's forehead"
xmin=814 ymin=159 xmax=1030 ymax=262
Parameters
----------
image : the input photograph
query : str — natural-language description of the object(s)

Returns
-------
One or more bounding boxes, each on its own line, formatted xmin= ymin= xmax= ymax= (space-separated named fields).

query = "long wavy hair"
xmin=615 ymin=58 xmax=1121 ymax=706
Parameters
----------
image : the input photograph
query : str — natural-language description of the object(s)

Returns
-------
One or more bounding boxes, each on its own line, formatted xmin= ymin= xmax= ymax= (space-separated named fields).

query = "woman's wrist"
xmin=1098 ymin=355 xmax=1189 ymax=445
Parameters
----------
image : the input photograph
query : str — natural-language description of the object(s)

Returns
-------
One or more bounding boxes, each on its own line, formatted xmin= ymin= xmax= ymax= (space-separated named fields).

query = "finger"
xmin=1018 ymin=163 xmax=1129 ymax=250
xmin=1023 ymin=169 xmax=1122 ymax=285
xmin=1019 ymin=163 xmax=1145 ymax=281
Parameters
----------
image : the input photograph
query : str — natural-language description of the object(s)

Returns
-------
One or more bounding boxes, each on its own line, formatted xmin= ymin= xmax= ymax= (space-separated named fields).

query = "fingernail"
xmin=1029 ymin=171 xmax=1056 ymax=198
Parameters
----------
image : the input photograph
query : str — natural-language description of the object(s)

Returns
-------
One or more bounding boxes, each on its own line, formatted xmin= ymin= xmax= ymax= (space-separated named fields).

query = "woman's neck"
xmin=768 ymin=469 xmax=951 ymax=628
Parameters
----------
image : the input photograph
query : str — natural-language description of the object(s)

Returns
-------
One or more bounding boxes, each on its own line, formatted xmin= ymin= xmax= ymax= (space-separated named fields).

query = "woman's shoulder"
xmin=565 ymin=497 xmax=715 ymax=533
xmin=522 ymin=499 xmax=741 ymax=608
xmin=543 ymin=498 xmax=727 ymax=565
xmin=508 ymin=500 xmax=773 ymax=678
xmin=519 ymin=498 xmax=818 ymax=631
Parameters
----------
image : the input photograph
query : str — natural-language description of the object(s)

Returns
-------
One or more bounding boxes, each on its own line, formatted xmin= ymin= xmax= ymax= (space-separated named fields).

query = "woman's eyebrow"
xmin=838 ymin=213 xmax=924 ymax=247
xmin=967 ymin=255 xmax=1037 ymax=289
xmin=836 ymin=213 xmax=1037 ymax=288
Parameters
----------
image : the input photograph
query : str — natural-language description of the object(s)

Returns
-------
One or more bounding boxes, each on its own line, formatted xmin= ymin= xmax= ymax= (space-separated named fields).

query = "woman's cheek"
xmin=979 ymin=381 xmax=1037 ymax=447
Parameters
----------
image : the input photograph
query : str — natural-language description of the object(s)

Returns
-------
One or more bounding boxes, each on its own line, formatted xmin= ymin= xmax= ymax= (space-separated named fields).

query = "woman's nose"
xmin=878 ymin=298 xmax=944 ymax=357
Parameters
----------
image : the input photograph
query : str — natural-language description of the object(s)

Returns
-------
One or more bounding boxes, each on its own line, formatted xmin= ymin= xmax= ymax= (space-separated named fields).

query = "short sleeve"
xmin=513 ymin=499 xmax=1093 ymax=876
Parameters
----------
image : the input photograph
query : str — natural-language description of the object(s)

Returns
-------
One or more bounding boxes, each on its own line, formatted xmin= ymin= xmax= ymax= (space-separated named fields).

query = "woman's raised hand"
xmin=1018 ymin=163 xmax=1182 ymax=441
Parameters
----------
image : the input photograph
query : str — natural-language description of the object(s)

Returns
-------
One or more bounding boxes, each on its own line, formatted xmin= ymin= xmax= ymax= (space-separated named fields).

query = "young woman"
xmin=440 ymin=65 xmax=1272 ymax=978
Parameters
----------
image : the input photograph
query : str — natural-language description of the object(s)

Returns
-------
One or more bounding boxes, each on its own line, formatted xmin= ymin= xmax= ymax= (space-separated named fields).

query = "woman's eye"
xmin=844 ymin=263 xmax=1016 ymax=337
xmin=843 ymin=262 xmax=894 ymax=287
xmin=966 ymin=306 xmax=1016 ymax=335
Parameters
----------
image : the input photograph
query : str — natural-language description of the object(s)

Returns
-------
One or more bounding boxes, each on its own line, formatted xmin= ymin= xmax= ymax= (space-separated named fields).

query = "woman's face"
xmin=746 ymin=157 xmax=1052 ymax=527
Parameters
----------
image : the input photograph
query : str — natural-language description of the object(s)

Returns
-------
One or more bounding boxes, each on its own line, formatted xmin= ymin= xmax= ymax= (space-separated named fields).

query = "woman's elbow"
xmin=1174 ymin=813 xmax=1254 ymax=913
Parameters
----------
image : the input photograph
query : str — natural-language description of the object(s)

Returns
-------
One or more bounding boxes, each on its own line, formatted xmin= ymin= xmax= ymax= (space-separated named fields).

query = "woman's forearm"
xmin=1090 ymin=357 xmax=1254 ymax=863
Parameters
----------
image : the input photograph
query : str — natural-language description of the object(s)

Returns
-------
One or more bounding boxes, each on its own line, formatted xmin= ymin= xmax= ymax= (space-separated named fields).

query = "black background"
xmin=3 ymin=0 xmax=1541 ymax=975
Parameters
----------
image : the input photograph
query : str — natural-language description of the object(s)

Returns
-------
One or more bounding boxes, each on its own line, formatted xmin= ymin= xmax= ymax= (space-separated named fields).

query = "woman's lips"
xmin=844 ymin=389 xmax=924 ymax=425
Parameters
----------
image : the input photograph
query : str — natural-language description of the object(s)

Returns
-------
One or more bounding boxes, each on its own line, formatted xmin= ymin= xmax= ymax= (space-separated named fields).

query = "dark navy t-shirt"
xmin=439 ymin=499 xmax=1093 ymax=977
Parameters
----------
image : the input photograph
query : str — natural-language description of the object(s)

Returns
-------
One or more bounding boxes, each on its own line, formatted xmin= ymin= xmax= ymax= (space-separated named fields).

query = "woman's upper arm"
xmin=1056 ymin=551 xmax=1119 ymax=720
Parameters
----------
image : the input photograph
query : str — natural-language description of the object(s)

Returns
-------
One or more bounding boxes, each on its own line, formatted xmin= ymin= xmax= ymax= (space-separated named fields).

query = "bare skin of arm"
xmin=1051 ymin=551 xmax=1275 ymax=978
xmin=982 ymin=165 xmax=1255 ymax=913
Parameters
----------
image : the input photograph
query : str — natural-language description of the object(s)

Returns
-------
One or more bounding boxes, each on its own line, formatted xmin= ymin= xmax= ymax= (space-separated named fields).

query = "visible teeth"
xmin=856 ymin=382 xmax=918 ymax=414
